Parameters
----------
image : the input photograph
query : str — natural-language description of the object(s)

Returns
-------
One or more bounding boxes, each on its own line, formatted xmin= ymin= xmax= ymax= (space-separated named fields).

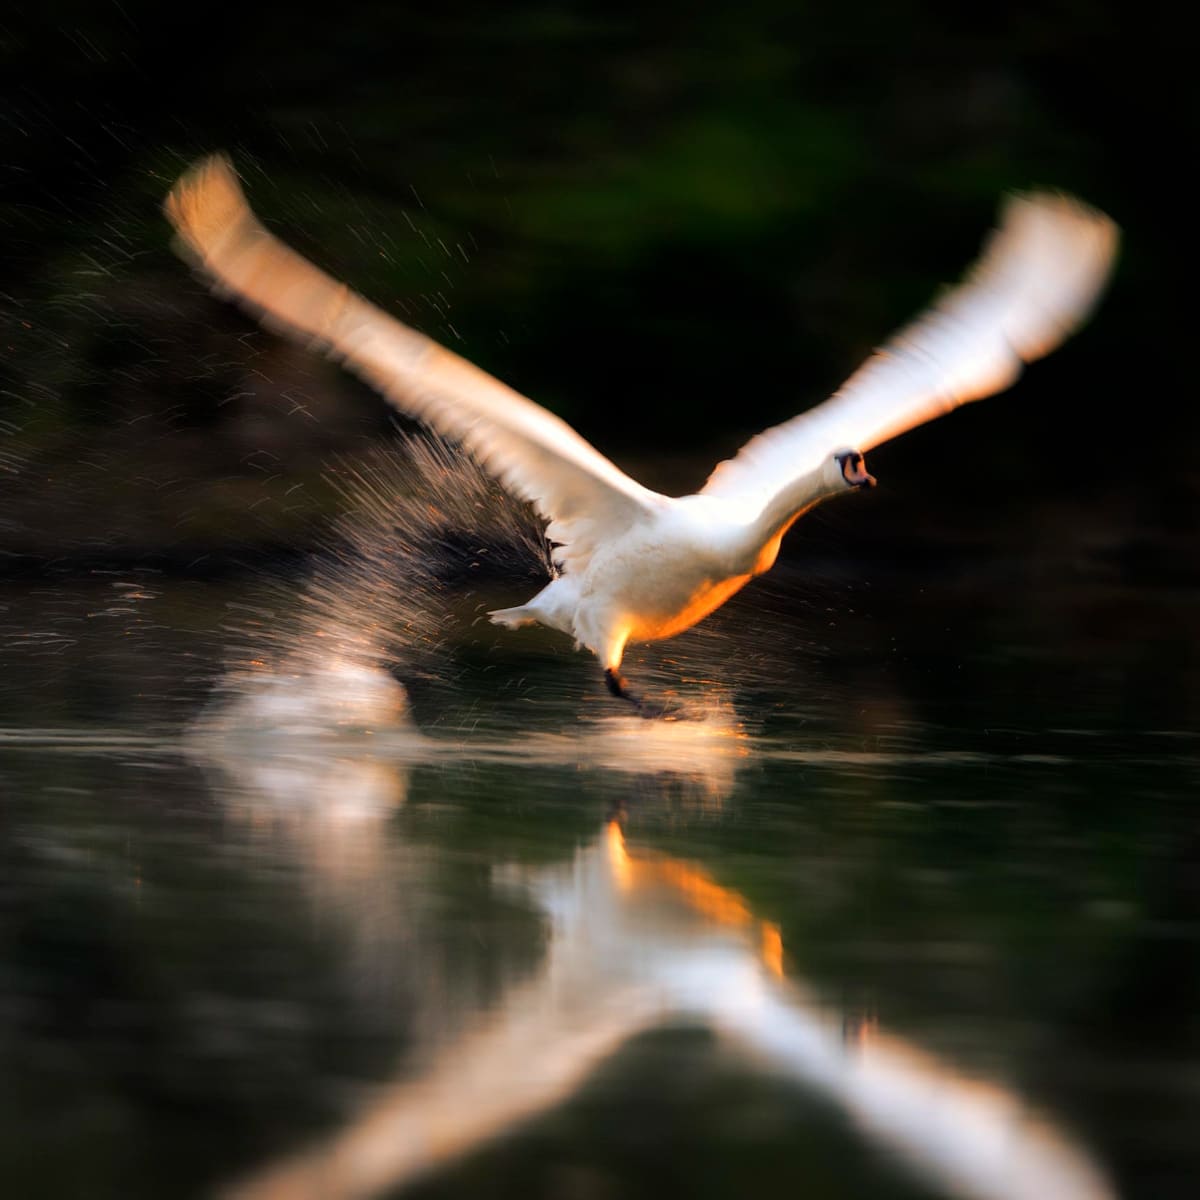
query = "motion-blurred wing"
xmin=165 ymin=155 xmax=662 ymax=573
xmin=701 ymin=193 xmax=1118 ymax=503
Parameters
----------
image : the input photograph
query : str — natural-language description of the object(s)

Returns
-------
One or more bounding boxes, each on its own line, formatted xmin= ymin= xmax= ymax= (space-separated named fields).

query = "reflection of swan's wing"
xmin=165 ymin=156 xmax=663 ymax=574
xmin=223 ymin=975 xmax=664 ymax=1200
xmin=718 ymin=991 xmax=1115 ymax=1200
xmin=702 ymin=194 xmax=1118 ymax=505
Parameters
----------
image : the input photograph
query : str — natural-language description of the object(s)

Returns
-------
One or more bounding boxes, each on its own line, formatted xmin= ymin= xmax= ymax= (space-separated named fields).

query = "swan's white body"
xmin=491 ymin=470 xmax=853 ymax=672
xmin=166 ymin=157 xmax=1117 ymax=692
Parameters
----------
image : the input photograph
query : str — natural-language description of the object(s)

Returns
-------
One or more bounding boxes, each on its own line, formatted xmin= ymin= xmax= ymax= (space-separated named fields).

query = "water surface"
xmin=1 ymin=555 xmax=1197 ymax=1200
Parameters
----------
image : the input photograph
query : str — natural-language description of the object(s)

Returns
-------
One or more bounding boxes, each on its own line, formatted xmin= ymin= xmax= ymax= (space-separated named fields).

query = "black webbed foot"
xmin=603 ymin=669 xmax=680 ymax=719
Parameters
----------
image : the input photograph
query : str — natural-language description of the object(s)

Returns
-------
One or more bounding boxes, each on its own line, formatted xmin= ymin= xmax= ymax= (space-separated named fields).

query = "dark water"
xmin=2 ymin=548 xmax=1198 ymax=1200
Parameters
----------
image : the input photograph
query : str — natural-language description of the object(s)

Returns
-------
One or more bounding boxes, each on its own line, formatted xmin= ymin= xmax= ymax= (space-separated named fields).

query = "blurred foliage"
xmin=0 ymin=0 xmax=1192 ymax=564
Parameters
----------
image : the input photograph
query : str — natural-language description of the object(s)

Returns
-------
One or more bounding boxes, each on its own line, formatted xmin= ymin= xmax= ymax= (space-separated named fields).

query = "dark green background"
xmin=1 ymin=0 xmax=1189 ymax=573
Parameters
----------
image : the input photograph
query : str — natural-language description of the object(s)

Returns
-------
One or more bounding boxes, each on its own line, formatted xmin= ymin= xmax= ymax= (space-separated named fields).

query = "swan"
xmin=165 ymin=156 xmax=1117 ymax=711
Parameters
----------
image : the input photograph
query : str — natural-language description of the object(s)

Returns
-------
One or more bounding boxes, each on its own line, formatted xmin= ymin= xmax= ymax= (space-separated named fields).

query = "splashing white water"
xmin=197 ymin=433 xmax=553 ymax=735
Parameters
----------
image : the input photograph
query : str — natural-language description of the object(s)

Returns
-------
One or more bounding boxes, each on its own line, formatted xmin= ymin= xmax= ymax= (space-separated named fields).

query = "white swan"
xmin=165 ymin=157 xmax=1117 ymax=709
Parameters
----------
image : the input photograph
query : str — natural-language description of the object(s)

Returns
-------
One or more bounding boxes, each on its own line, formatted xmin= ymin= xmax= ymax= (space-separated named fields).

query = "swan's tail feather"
xmin=489 ymin=605 xmax=538 ymax=630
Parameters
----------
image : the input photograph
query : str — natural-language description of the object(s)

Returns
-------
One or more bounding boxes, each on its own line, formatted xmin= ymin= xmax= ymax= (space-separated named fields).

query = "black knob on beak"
xmin=835 ymin=451 xmax=877 ymax=489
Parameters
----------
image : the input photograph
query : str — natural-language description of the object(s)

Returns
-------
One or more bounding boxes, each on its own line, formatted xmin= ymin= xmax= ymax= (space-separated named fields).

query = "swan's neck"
xmin=743 ymin=458 xmax=850 ymax=574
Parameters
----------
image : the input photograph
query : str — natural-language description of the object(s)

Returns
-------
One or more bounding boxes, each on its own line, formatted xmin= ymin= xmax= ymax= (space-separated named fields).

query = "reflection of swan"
xmin=193 ymin=656 xmax=749 ymax=812
xmin=166 ymin=158 xmax=1117 ymax=708
xmin=505 ymin=705 xmax=748 ymax=808
xmin=198 ymin=657 xmax=411 ymax=739
xmin=199 ymin=743 xmax=421 ymax=1020
xmin=217 ymin=806 xmax=1114 ymax=1200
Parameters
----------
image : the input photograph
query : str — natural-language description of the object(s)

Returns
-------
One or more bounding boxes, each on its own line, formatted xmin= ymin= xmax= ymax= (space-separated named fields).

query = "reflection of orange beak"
xmin=605 ymin=820 xmax=785 ymax=976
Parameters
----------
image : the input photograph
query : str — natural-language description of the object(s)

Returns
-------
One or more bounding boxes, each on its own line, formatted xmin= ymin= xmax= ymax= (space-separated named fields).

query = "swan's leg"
xmin=600 ymin=628 xmax=667 ymax=716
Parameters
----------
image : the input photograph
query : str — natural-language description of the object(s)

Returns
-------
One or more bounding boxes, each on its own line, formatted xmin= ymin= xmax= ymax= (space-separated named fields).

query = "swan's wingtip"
xmin=982 ymin=187 xmax=1120 ymax=360
xmin=998 ymin=187 xmax=1121 ymax=257
xmin=164 ymin=152 xmax=253 ymax=258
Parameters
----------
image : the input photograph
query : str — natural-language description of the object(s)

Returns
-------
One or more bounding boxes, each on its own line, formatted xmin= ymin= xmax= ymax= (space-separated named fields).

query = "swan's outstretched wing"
xmin=165 ymin=155 xmax=662 ymax=573
xmin=701 ymin=193 xmax=1118 ymax=503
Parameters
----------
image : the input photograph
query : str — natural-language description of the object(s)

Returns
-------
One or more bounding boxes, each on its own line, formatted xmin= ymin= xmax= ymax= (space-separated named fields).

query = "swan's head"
xmin=833 ymin=449 xmax=876 ymax=491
